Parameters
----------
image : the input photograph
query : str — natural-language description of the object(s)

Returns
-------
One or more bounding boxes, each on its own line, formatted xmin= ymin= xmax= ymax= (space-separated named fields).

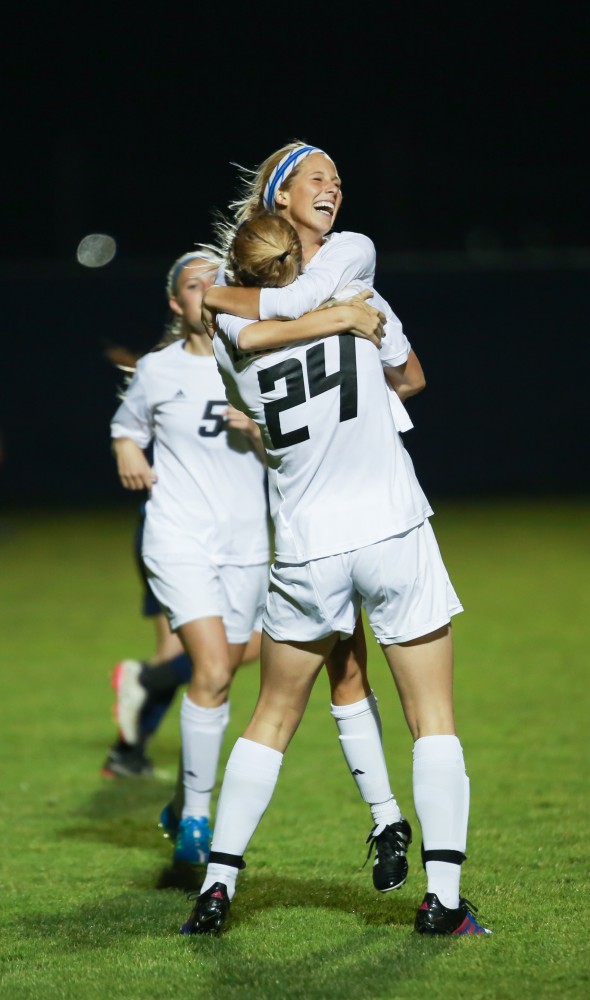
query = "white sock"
xmin=200 ymin=737 xmax=283 ymax=900
xmin=331 ymin=692 xmax=402 ymax=827
xmin=202 ymin=863 xmax=241 ymax=901
xmin=413 ymin=734 xmax=470 ymax=910
xmin=180 ymin=694 xmax=230 ymax=820
xmin=367 ymin=689 xmax=383 ymax=741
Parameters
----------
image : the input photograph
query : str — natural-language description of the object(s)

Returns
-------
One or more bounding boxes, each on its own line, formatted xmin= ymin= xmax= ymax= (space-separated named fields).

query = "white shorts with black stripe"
xmin=263 ymin=518 xmax=463 ymax=645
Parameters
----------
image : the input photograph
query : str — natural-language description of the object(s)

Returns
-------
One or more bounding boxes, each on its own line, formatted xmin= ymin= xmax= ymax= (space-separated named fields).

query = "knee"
xmin=189 ymin=661 xmax=232 ymax=702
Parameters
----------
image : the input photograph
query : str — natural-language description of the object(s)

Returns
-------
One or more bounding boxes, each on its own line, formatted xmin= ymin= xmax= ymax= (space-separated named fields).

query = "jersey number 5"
xmin=199 ymin=400 xmax=227 ymax=437
xmin=258 ymin=336 xmax=358 ymax=448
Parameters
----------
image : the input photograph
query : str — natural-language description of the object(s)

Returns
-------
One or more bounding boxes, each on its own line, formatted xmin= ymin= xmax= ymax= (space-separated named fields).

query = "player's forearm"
xmin=204 ymin=285 xmax=261 ymax=319
xmin=111 ymin=437 xmax=155 ymax=489
xmin=237 ymin=306 xmax=361 ymax=351
xmin=384 ymin=350 xmax=426 ymax=401
xmin=111 ymin=436 xmax=143 ymax=458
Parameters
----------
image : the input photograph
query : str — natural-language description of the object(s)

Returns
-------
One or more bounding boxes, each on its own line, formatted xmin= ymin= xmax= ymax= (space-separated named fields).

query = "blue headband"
xmin=169 ymin=251 xmax=219 ymax=295
xmin=262 ymin=145 xmax=324 ymax=210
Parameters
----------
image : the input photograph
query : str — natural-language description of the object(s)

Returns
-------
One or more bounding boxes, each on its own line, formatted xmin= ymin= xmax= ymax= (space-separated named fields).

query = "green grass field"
xmin=1 ymin=499 xmax=588 ymax=1000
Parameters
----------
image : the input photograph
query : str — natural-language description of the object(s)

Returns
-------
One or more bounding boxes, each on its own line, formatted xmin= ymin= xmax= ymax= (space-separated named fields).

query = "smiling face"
xmin=275 ymin=152 xmax=342 ymax=250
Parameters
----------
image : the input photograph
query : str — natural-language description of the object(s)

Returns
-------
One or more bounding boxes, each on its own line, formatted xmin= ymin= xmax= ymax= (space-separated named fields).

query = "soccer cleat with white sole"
xmin=365 ymin=817 xmax=412 ymax=891
xmin=112 ymin=660 xmax=147 ymax=745
xmin=101 ymin=741 xmax=153 ymax=778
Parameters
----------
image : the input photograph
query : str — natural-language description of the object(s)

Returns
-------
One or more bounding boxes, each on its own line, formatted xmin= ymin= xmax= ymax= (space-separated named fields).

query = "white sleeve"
xmin=386 ymin=385 xmax=414 ymax=433
xmin=259 ymin=232 xmax=377 ymax=319
xmin=216 ymin=312 xmax=257 ymax=349
xmin=369 ymin=288 xmax=411 ymax=368
xmin=331 ymin=283 xmax=413 ymax=431
xmin=370 ymin=292 xmax=414 ymax=434
xmin=110 ymin=363 xmax=153 ymax=448
xmin=373 ymin=288 xmax=414 ymax=431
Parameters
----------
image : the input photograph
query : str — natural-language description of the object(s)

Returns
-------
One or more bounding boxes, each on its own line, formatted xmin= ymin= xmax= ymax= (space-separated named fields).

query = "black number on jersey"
xmin=258 ymin=336 xmax=358 ymax=448
xmin=199 ymin=400 xmax=227 ymax=437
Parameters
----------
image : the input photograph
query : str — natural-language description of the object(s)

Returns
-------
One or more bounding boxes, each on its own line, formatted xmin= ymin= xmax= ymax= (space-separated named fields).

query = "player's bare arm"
xmin=201 ymin=298 xmax=218 ymax=340
xmin=236 ymin=295 xmax=385 ymax=352
xmin=317 ymin=289 xmax=387 ymax=345
xmin=383 ymin=350 xmax=426 ymax=401
xmin=202 ymin=286 xmax=261 ymax=339
xmin=111 ymin=437 xmax=157 ymax=491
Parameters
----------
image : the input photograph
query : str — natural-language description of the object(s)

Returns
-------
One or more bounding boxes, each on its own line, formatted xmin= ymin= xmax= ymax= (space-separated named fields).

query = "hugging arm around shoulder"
xmin=258 ymin=232 xmax=377 ymax=320
xmin=205 ymin=232 xmax=377 ymax=332
xmin=204 ymin=285 xmax=261 ymax=320
xmin=218 ymin=304 xmax=378 ymax=353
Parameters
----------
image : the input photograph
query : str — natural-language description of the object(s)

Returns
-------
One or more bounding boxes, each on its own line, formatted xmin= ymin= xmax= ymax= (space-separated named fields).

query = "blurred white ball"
xmin=76 ymin=233 xmax=117 ymax=268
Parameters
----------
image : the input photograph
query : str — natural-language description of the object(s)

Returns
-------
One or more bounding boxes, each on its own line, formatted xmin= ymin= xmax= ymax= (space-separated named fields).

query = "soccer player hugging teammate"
xmin=179 ymin=142 xmax=491 ymax=937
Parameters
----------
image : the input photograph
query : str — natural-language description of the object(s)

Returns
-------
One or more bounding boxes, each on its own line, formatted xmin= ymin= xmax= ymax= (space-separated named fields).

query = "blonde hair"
xmin=155 ymin=248 xmax=222 ymax=350
xmin=111 ymin=248 xmax=222 ymax=399
xmin=213 ymin=138 xmax=327 ymax=258
xmin=165 ymin=248 xmax=222 ymax=299
xmin=227 ymin=212 xmax=302 ymax=288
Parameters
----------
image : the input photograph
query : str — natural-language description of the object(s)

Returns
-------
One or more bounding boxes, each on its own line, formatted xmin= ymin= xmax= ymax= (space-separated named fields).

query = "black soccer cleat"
xmin=180 ymin=882 xmax=230 ymax=936
xmin=101 ymin=741 xmax=154 ymax=778
xmin=365 ymin=817 xmax=412 ymax=891
xmin=415 ymin=892 xmax=492 ymax=936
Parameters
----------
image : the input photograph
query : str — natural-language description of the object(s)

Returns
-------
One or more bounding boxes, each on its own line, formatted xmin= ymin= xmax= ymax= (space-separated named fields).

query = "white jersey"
xmin=258 ymin=231 xmax=377 ymax=319
xmin=213 ymin=284 xmax=432 ymax=563
xmin=223 ymin=230 xmax=414 ymax=436
xmin=110 ymin=339 xmax=269 ymax=564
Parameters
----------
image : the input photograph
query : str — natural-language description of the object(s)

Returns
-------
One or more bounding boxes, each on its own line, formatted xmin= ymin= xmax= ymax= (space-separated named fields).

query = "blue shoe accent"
xmin=454 ymin=909 xmax=492 ymax=936
xmin=415 ymin=893 xmax=492 ymax=936
xmin=174 ymin=816 xmax=211 ymax=865
xmin=159 ymin=802 xmax=180 ymax=841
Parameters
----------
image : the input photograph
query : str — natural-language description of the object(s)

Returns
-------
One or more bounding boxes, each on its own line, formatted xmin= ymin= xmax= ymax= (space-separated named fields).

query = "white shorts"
xmin=263 ymin=518 xmax=463 ymax=645
xmin=142 ymin=554 xmax=268 ymax=642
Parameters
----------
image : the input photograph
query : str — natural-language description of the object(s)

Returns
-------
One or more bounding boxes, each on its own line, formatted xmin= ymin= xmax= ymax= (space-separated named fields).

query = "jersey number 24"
xmin=257 ymin=336 xmax=358 ymax=448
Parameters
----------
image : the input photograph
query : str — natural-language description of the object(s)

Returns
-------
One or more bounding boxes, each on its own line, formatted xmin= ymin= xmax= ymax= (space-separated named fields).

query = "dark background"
xmin=2 ymin=3 xmax=589 ymax=506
